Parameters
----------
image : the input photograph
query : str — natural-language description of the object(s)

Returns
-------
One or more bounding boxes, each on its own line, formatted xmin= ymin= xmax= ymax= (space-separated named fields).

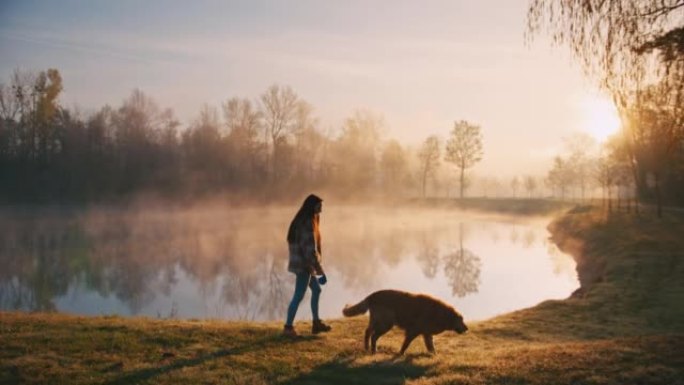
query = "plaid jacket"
xmin=287 ymin=214 xmax=324 ymax=275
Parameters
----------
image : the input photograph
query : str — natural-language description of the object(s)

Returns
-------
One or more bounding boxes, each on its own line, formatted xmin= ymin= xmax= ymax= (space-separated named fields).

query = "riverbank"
xmin=1 ymin=205 xmax=683 ymax=384
xmin=412 ymin=197 xmax=574 ymax=217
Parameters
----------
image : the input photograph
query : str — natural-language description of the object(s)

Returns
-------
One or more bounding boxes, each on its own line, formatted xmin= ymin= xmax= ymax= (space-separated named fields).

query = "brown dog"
xmin=343 ymin=290 xmax=468 ymax=355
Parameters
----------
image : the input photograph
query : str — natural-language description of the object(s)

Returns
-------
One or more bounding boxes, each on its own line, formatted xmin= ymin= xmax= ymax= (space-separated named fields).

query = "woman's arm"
xmin=299 ymin=218 xmax=324 ymax=276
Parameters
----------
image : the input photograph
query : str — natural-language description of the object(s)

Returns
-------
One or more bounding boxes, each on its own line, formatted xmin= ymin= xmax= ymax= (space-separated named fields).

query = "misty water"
xmin=0 ymin=205 xmax=578 ymax=322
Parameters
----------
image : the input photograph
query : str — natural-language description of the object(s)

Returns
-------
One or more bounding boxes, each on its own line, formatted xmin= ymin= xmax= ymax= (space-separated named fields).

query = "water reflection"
xmin=443 ymin=223 xmax=481 ymax=297
xmin=0 ymin=206 xmax=577 ymax=321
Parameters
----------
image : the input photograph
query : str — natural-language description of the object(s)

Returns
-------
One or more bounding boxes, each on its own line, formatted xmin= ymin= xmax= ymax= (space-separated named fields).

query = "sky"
xmin=0 ymin=0 xmax=617 ymax=177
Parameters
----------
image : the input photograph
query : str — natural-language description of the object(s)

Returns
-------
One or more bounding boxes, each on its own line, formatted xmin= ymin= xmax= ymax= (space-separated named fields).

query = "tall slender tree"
xmin=259 ymin=84 xmax=299 ymax=182
xmin=445 ymin=120 xmax=483 ymax=198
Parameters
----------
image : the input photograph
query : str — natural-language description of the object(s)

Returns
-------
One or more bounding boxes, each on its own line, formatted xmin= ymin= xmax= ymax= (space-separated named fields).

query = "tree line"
xmin=0 ymin=68 xmax=487 ymax=204
xmin=2 ymin=65 xmax=679 ymax=207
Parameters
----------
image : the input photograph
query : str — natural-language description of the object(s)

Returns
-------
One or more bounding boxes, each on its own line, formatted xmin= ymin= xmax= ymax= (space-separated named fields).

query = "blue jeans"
xmin=285 ymin=272 xmax=321 ymax=326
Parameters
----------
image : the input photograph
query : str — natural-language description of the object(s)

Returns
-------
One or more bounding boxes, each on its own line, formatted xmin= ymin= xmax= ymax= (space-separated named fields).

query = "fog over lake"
xmin=0 ymin=205 xmax=577 ymax=322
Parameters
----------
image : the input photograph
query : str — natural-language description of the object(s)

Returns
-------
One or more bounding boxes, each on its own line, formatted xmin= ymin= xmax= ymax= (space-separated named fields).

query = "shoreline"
xmin=547 ymin=205 xmax=606 ymax=298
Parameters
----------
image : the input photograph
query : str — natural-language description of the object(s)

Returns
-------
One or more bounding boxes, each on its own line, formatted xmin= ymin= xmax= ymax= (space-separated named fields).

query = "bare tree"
xmin=223 ymin=97 xmax=261 ymax=137
xmin=8 ymin=70 xmax=37 ymax=125
xmin=0 ymin=69 xmax=63 ymax=162
xmin=182 ymin=104 xmax=227 ymax=188
xmin=418 ymin=135 xmax=441 ymax=198
xmin=259 ymin=84 xmax=299 ymax=181
xmin=0 ymin=72 xmax=31 ymax=159
xmin=291 ymin=100 xmax=322 ymax=182
xmin=222 ymin=98 xmax=265 ymax=188
xmin=0 ymin=80 xmax=22 ymax=122
xmin=445 ymin=120 xmax=483 ymax=198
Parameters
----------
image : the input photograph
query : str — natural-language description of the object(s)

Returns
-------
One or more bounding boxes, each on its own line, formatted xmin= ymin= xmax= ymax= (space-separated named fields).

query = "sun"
xmin=580 ymin=94 xmax=621 ymax=142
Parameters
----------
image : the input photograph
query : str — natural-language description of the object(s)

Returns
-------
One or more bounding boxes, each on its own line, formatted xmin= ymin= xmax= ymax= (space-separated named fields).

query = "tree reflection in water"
xmin=0 ymin=206 xmax=573 ymax=320
xmin=442 ymin=223 xmax=481 ymax=298
xmin=0 ymin=207 xmax=292 ymax=319
xmin=0 ymin=217 xmax=88 ymax=312
xmin=219 ymin=253 xmax=287 ymax=321
xmin=0 ymin=207 xmax=486 ymax=316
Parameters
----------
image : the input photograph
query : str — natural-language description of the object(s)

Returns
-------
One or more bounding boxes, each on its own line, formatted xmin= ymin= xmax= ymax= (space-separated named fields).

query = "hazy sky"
xmin=0 ymin=0 xmax=615 ymax=177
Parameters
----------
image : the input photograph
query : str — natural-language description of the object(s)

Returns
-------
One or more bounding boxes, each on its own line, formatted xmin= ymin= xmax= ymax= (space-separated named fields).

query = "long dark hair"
xmin=287 ymin=194 xmax=322 ymax=243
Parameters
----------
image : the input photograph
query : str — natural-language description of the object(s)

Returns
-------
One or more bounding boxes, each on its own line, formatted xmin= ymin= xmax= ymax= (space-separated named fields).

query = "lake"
xmin=0 ymin=205 xmax=577 ymax=322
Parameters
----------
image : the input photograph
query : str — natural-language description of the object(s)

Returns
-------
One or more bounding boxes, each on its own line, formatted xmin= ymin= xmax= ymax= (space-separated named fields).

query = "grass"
xmin=2 ymin=205 xmax=684 ymax=384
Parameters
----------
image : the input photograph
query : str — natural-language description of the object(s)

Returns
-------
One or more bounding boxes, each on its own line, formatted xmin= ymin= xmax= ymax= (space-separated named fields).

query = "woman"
xmin=283 ymin=194 xmax=331 ymax=337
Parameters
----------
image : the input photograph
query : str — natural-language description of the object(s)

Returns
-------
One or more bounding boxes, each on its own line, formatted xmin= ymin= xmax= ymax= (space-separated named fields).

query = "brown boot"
xmin=283 ymin=325 xmax=298 ymax=337
xmin=312 ymin=320 xmax=331 ymax=334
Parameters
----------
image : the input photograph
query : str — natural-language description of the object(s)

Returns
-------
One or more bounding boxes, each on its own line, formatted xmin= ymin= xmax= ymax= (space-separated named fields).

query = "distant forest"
xmin=0 ymin=68 xmax=682 ymax=207
xmin=0 ymin=68 xmax=491 ymax=204
xmin=0 ymin=69 xmax=414 ymax=203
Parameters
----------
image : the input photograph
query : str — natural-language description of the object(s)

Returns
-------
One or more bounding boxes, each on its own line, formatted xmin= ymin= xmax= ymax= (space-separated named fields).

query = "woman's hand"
xmin=317 ymin=274 xmax=327 ymax=285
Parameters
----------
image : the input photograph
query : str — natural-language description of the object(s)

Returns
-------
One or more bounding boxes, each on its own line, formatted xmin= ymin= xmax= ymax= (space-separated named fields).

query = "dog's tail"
xmin=342 ymin=298 xmax=369 ymax=317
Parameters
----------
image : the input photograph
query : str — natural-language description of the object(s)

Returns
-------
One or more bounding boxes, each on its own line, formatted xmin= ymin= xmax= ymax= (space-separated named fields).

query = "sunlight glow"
xmin=580 ymin=94 xmax=621 ymax=143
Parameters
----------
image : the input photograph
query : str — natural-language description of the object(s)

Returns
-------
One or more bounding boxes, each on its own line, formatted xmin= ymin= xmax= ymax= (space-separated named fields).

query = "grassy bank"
xmin=2 ymin=206 xmax=683 ymax=384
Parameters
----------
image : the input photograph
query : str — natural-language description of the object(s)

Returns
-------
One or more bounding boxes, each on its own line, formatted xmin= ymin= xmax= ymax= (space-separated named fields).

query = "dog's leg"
xmin=370 ymin=323 xmax=392 ymax=354
xmin=399 ymin=331 xmax=419 ymax=355
xmin=422 ymin=334 xmax=435 ymax=354
xmin=364 ymin=327 xmax=372 ymax=351
xmin=366 ymin=311 xmax=376 ymax=352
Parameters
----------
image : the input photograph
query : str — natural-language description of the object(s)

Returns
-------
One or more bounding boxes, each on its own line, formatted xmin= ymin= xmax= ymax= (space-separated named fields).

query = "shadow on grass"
xmin=280 ymin=356 xmax=429 ymax=385
xmin=104 ymin=334 xmax=317 ymax=385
